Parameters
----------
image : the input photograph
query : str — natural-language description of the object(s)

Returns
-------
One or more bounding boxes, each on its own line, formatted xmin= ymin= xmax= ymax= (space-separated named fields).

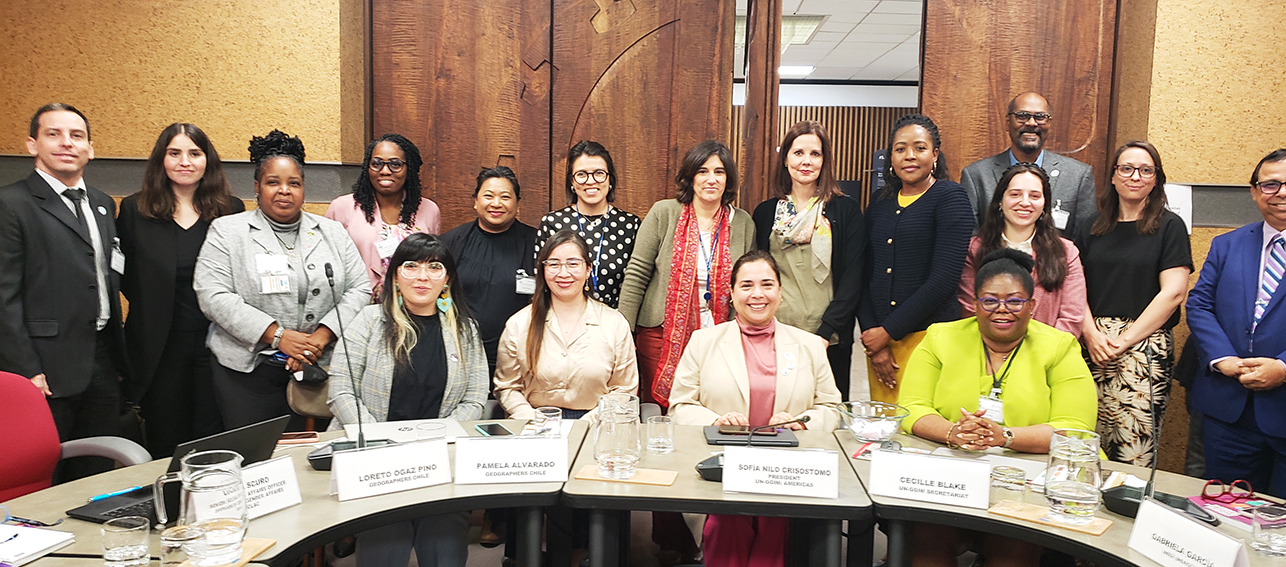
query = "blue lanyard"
xmin=698 ymin=207 xmax=726 ymax=301
xmin=576 ymin=206 xmax=606 ymax=292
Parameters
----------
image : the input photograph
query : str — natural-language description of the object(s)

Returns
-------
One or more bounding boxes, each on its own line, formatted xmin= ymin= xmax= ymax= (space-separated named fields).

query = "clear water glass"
xmin=1044 ymin=429 xmax=1102 ymax=525
xmin=534 ymin=407 xmax=563 ymax=437
xmin=990 ymin=465 xmax=1027 ymax=506
xmin=1252 ymin=504 xmax=1286 ymax=556
xmin=160 ymin=524 xmax=206 ymax=566
xmin=190 ymin=518 xmax=246 ymax=566
xmin=646 ymin=415 xmax=674 ymax=454
xmin=415 ymin=422 xmax=447 ymax=441
xmin=102 ymin=515 xmax=149 ymax=567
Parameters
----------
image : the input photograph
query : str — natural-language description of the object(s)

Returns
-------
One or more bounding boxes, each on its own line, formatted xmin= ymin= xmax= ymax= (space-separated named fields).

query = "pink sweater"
xmin=958 ymin=236 xmax=1087 ymax=337
xmin=738 ymin=317 xmax=778 ymax=427
xmin=325 ymin=194 xmax=441 ymax=289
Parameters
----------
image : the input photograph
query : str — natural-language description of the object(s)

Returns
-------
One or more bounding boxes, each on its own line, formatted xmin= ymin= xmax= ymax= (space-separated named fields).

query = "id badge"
xmin=261 ymin=274 xmax=292 ymax=294
xmin=516 ymin=269 xmax=536 ymax=295
xmin=110 ymin=239 xmax=125 ymax=274
xmin=255 ymin=253 xmax=289 ymax=274
xmin=978 ymin=391 xmax=1005 ymax=425
xmin=1051 ymin=200 xmax=1070 ymax=230
xmin=375 ymin=236 xmax=400 ymax=260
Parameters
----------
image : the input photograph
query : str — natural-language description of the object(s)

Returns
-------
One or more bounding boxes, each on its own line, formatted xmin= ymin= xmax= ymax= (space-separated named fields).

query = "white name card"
xmin=454 ymin=437 xmax=568 ymax=484
xmin=722 ymin=446 xmax=839 ymax=499
xmin=1128 ymin=499 xmax=1248 ymax=567
xmin=868 ymin=449 xmax=990 ymax=509
xmin=332 ymin=440 xmax=451 ymax=501
xmin=242 ymin=456 xmax=301 ymax=519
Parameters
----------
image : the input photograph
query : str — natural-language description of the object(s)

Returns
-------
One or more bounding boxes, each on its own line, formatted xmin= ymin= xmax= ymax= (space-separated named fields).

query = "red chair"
xmin=0 ymin=371 xmax=150 ymax=502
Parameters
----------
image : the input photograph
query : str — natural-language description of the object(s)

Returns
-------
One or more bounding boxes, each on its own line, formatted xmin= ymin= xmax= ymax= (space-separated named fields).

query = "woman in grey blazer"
xmin=327 ymin=233 xmax=487 ymax=567
xmin=194 ymin=131 xmax=370 ymax=431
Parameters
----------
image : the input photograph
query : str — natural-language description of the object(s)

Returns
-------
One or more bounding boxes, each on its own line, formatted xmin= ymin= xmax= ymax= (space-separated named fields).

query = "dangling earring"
xmin=395 ymin=287 xmax=404 ymax=309
xmin=931 ymin=161 xmax=937 ymax=176
xmin=437 ymin=288 xmax=454 ymax=313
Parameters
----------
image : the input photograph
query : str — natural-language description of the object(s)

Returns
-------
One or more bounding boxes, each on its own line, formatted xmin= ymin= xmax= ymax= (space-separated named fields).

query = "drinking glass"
xmin=1252 ymin=504 xmax=1286 ymax=556
xmin=990 ymin=465 xmax=1027 ymax=506
xmin=1044 ymin=429 xmax=1102 ymax=524
xmin=534 ymin=407 xmax=563 ymax=437
xmin=415 ymin=422 xmax=447 ymax=441
xmin=646 ymin=415 xmax=674 ymax=455
xmin=102 ymin=516 xmax=149 ymax=567
xmin=160 ymin=524 xmax=206 ymax=566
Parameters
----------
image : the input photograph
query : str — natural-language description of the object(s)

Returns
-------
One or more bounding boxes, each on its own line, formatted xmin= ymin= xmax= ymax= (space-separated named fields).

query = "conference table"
xmin=561 ymin=424 xmax=874 ymax=567
xmin=834 ymin=429 xmax=1280 ymax=567
xmin=12 ymin=420 xmax=588 ymax=567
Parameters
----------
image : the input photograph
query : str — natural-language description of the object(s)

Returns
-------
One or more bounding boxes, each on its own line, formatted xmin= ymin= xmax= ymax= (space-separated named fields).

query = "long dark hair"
xmin=138 ymin=123 xmax=236 ymax=222
xmin=565 ymin=141 xmax=618 ymax=204
xmin=525 ymin=230 xmax=592 ymax=380
xmin=352 ymin=133 xmax=425 ymax=226
xmin=773 ymin=121 xmax=843 ymax=202
xmin=676 ymin=140 xmax=739 ymax=207
xmin=975 ymin=163 xmax=1067 ymax=290
xmin=1093 ymin=140 xmax=1168 ymax=236
xmin=880 ymin=114 xmax=949 ymax=200
xmin=380 ymin=233 xmax=474 ymax=366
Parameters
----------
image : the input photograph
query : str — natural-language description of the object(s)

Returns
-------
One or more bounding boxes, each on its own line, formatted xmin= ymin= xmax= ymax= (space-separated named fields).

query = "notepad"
xmin=0 ymin=524 xmax=75 ymax=566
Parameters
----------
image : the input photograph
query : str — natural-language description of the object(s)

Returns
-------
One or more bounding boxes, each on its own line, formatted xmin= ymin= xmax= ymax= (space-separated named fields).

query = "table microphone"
xmin=745 ymin=415 xmax=810 ymax=444
xmin=697 ymin=415 xmax=811 ymax=481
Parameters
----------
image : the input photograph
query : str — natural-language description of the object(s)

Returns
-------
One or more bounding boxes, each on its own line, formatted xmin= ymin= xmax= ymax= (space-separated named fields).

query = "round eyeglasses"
xmin=400 ymin=261 xmax=446 ymax=278
xmin=978 ymin=297 xmax=1029 ymax=313
xmin=369 ymin=158 xmax=406 ymax=173
xmin=1114 ymin=164 xmax=1157 ymax=179
xmin=572 ymin=169 xmax=609 ymax=184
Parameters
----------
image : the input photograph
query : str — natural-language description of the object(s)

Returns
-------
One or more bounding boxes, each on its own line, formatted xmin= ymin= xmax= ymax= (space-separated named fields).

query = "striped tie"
xmin=1255 ymin=234 xmax=1285 ymax=329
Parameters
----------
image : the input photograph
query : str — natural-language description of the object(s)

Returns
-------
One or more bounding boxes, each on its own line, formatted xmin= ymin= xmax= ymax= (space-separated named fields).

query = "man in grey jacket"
xmin=960 ymin=92 xmax=1098 ymax=236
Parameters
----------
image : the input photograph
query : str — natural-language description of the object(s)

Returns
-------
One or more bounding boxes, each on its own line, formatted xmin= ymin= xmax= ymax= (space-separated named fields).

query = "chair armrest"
xmin=61 ymin=436 xmax=152 ymax=466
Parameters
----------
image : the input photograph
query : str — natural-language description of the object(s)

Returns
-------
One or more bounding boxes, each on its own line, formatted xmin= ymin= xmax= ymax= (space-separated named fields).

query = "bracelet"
xmin=945 ymin=423 xmax=961 ymax=449
xmin=270 ymin=325 xmax=285 ymax=350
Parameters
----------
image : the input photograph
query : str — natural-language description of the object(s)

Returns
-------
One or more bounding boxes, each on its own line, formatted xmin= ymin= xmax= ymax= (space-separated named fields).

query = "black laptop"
xmin=702 ymin=425 xmax=800 ymax=447
xmin=66 ymin=415 xmax=291 ymax=524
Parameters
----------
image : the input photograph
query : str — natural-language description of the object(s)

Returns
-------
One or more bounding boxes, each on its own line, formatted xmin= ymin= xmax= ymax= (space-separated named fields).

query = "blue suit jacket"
xmin=1186 ymin=222 xmax=1286 ymax=437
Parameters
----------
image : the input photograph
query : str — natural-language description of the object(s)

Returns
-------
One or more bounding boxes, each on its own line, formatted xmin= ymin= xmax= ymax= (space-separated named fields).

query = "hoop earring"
xmin=437 ymin=288 xmax=454 ymax=313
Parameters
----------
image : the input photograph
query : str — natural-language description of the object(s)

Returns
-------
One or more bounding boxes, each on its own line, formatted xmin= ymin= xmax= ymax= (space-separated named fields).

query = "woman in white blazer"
xmin=669 ymin=250 xmax=842 ymax=567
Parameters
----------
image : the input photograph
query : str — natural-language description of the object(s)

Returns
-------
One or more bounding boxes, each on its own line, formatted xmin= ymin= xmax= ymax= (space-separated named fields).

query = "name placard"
xmin=242 ymin=456 xmax=301 ymax=519
xmin=868 ymin=449 xmax=990 ymax=509
xmin=332 ymin=440 xmax=451 ymax=501
xmin=1128 ymin=499 xmax=1248 ymax=567
xmin=722 ymin=446 xmax=839 ymax=499
xmin=454 ymin=437 xmax=568 ymax=484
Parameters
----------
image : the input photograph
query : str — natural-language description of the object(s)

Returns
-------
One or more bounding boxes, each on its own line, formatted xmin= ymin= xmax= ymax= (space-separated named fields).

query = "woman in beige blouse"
xmin=494 ymin=229 xmax=639 ymax=420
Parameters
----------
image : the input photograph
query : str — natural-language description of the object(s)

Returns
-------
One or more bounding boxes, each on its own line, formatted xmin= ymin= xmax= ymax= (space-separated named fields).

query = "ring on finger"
xmin=304 ymin=350 xmax=312 ymax=357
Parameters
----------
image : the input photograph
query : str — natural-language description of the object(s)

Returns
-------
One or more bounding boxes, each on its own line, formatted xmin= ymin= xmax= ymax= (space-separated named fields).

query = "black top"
xmin=387 ymin=312 xmax=449 ymax=421
xmin=752 ymin=194 xmax=867 ymax=342
xmin=535 ymin=205 xmax=641 ymax=308
xmin=171 ymin=222 xmax=211 ymax=332
xmin=858 ymin=180 xmax=975 ymax=340
xmin=440 ymin=220 xmax=537 ymax=374
xmin=1075 ymin=210 xmax=1193 ymax=329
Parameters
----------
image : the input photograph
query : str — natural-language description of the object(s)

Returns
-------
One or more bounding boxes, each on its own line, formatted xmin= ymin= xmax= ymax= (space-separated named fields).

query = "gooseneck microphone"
xmin=745 ymin=415 xmax=811 ymax=445
xmin=325 ymin=262 xmax=386 ymax=450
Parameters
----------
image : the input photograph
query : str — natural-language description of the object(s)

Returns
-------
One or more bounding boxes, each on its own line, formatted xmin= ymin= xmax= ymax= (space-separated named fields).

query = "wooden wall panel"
xmin=731 ymin=106 xmax=916 ymax=207
xmin=551 ymin=0 xmax=735 ymax=218
xmin=371 ymin=0 xmax=551 ymax=229
xmin=921 ymin=0 xmax=1117 ymax=189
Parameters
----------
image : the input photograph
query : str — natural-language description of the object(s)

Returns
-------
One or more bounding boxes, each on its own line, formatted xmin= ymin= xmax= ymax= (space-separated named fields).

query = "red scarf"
xmin=652 ymin=204 xmax=733 ymax=406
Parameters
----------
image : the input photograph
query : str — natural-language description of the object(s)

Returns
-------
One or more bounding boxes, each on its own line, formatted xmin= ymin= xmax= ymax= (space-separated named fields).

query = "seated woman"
xmin=327 ymin=233 xmax=488 ymax=567
xmin=670 ymin=250 xmax=842 ymax=567
xmin=899 ymin=249 xmax=1096 ymax=567
xmin=494 ymin=229 xmax=638 ymax=421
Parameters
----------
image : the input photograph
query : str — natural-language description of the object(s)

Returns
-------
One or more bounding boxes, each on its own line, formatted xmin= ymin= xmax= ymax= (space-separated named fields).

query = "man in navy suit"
xmin=0 ymin=104 xmax=127 ymax=478
xmin=1187 ymin=149 xmax=1286 ymax=497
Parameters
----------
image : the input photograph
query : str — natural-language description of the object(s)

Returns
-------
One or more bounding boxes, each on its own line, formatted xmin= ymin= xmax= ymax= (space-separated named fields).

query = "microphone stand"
xmin=745 ymin=415 xmax=812 ymax=445
xmin=325 ymin=262 xmax=391 ymax=451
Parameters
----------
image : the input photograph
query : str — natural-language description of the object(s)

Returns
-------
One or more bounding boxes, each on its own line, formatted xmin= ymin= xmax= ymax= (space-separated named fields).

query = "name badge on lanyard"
xmin=978 ymin=389 xmax=1004 ymax=425
xmin=256 ymin=253 xmax=292 ymax=294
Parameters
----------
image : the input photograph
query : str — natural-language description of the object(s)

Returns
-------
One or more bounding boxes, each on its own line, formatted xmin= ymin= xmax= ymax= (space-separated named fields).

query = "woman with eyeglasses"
xmin=494 ymin=229 xmax=638 ymax=421
xmin=327 ymin=233 xmax=486 ymax=567
xmin=1074 ymin=141 xmax=1192 ymax=466
xmin=326 ymin=134 xmax=441 ymax=299
xmin=534 ymin=141 xmax=641 ymax=308
xmin=899 ymin=249 xmax=1096 ymax=567
xmin=958 ymin=162 xmax=1086 ymax=337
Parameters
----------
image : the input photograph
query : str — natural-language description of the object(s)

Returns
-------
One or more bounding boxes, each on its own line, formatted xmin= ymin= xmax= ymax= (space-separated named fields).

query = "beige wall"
xmin=1146 ymin=0 xmax=1286 ymax=184
xmin=0 ymin=0 xmax=366 ymax=163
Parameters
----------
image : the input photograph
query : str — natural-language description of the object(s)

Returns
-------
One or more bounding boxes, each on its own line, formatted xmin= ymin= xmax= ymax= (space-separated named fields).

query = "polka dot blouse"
xmin=535 ymin=205 xmax=641 ymax=309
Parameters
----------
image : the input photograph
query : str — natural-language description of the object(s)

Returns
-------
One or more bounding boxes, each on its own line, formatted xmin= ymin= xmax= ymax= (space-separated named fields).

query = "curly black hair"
xmin=974 ymin=248 xmax=1036 ymax=297
xmin=352 ymin=133 xmax=424 ymax=226
xmin=248 ymin=130 xmax=305 ymax=181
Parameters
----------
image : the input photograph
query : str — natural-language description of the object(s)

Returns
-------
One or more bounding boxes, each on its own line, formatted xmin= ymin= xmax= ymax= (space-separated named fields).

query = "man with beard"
xmin=960 ymin=92 xmax=1097 ymax=236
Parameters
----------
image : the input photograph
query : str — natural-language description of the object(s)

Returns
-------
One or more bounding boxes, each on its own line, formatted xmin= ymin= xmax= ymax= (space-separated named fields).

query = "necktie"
xmin=1255 ymin=234 xmax=1285 ymax=328
xmin=63 ymin=187 xmax=90 ymax=236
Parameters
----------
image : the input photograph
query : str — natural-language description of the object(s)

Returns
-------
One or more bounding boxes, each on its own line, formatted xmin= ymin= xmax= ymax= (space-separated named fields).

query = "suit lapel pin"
xmin=449 ymin=354 xmax=459 ymax=362
xmin=97 ymin=205 xmax=107 ymax=216
xmin=1050 ymin=170 xmax=1059 ymax=177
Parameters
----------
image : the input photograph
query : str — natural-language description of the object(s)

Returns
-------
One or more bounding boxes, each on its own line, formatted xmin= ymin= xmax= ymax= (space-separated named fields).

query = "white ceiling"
xmin=734 ymin=0 xmax=923 ymax=82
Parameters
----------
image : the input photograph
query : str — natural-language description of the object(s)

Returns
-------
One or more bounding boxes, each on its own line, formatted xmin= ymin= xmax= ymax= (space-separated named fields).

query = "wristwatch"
xmin=1000 ymin=426 xmax=1014 ymax=449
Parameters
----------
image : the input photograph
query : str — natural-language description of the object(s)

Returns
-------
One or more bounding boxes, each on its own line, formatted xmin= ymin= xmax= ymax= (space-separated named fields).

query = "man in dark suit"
xmin=0 ymin=104 xmax=127 ymax=478
xmin=1186 ymin=149 xmax=1286 ymax=497
xmin=959 ymin=92 xmax=1098 ymax=236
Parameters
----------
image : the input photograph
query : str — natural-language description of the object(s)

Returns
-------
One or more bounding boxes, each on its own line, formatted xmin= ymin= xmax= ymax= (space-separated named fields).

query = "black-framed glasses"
xmin=399 ymin=261 xmax=446 ymax=278
xmin=369 ymin=158 xmax=406 ymax=173
xmin=978 ymin=297 xmax=1029 ymax=313
xmin=572 ymin=169 xmax=609 ymax=184
xmin=1114 ymin=164 xmax=1157 ymax=179
xmin=1009 ymin=111 xmax=1051 ymax=124
xmin=1255 ymin=180 xmax=1285 ymax=194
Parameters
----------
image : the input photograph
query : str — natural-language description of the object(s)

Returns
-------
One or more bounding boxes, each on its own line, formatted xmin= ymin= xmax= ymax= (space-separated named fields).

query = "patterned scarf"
xmin=652 ymin=204 xmax=733 ymax=406
xmin=772 ymin=197 xmax=832 ymax=283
